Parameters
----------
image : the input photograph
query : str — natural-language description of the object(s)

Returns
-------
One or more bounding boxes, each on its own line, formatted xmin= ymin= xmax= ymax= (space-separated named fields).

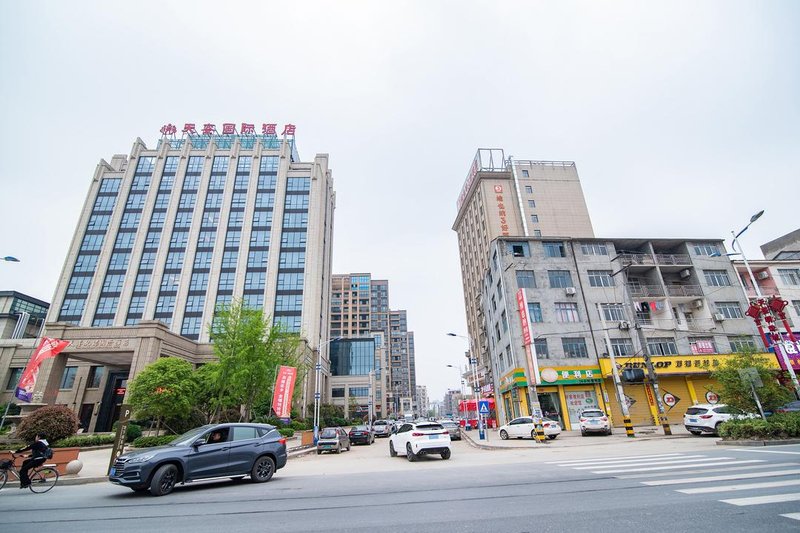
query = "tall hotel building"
xmin=329 ymin=274 xmax=417 ymax=416
xmin=8 ymin=129 xmax=335 ymax=431
xmin=452 ymin=149 xmax=594 ymax=392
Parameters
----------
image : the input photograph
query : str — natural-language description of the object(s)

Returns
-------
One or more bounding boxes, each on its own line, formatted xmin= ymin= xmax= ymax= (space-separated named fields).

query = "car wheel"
xmin=149 ymin=463 xmax=178 ymax=497
xmin=689 ymin=430 xmax=701 ymax=436
xmin=389 ymin=440 xmax=397 ymax=457
xmin=251 ymin=456 xmax=275 ymax=483
xmin=500 ymin=430 xmax=509 ymax=440
xmin=346 ymin=442 xmax=351 ymax=451
xmin=406 ymin=443 xmax=417 ymax=462
xmin=581 ymin=430 xmax=587 ymax=436
xmin=714 ymin=422 xmax=723 ymax=435
xmin=548 ymin=435 xmax=557 ymax=440
xmin=440 ymin=448 xmax=451 ymax=460
xmin=317 ymin=450 xmax=322 ymax=455
xmin=336 ymin=445 xmax=341 ymax=454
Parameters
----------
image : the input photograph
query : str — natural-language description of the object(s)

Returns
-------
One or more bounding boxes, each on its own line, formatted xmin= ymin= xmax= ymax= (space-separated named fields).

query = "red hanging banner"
xmin=272 ymin=366 xmax=297 ymax=419
xmin=15 ymin=337 xmax=71 ymax=403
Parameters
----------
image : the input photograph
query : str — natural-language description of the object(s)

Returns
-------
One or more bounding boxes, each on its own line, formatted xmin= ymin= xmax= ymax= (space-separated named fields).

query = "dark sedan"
xmin=109 ymin=423 xmax=287 ymax=496
xmin=348 ymin=425 xmax=374 ymax=445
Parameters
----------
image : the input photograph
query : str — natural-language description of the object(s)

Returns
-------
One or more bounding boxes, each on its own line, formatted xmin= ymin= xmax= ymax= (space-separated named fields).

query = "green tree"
xmin=210 ymin=300 xmax=302 ymax=422
xmin=127 ymin=357 xmax=196 ymax=433
xmin=709 ymin=351 xmax=794 ymax=413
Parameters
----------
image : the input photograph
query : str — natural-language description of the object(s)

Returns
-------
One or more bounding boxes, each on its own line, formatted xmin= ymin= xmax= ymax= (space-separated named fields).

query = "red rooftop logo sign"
xmin=160 ymin=122 xmax=296 ymax=137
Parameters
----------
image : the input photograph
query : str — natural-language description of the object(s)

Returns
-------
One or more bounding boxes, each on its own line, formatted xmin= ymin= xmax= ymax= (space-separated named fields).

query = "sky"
xmin=1 ymin=1 xmax=798 ymax=403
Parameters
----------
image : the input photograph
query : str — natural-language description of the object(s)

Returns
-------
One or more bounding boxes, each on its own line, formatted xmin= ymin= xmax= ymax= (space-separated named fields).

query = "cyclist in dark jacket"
xmin=15 ymin=433 xmax=50 ymax=489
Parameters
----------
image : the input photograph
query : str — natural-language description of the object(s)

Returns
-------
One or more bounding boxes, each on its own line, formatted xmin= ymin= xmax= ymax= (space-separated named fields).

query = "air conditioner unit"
xmin=757 ymin=271 xmax=770 ymax=280
xmin=565 ymin=287 xmax=577 ymax=295
xmin=713 ymin=312 xmax=725 ymax=321
xmin=693 ymin=299 xmax=704 ymax=309
xmin=679 ymin=269 xmax=692 ymax=279
xmin=618 ymin=321 xmax=631 ymax=330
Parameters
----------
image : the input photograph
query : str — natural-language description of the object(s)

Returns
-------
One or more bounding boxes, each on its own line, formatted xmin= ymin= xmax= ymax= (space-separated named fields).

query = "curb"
xmin=717 ymin=438 xmax=800 ymax=447
xmin=461 ymin=431 xmax=692 ymax=450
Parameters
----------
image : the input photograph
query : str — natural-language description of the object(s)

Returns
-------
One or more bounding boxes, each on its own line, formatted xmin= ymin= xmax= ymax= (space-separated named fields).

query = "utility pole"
xmin=613 ymin=260 xmax=672 ymax=435
xmin=597 ymin=304 xmax=635 ymax=437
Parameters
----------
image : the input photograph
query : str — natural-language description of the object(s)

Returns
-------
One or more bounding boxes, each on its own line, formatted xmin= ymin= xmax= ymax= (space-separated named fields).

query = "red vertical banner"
xmin=516 ymin=289 xmax=540 ymax=385
xmin=15 ymin=337 xmax=71 ymax=403
xmin=272 ymin=366 xmax=298 ymax=419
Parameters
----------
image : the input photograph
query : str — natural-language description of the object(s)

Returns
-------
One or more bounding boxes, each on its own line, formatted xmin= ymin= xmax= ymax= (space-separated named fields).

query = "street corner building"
xmin=0 ymin=124 xmax=336 ymax=431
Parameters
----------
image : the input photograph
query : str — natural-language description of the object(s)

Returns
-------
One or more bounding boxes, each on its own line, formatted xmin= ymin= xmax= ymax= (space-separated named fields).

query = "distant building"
xmin=0 ymin=291 xmax=48 ymax=340
xmin=328 ymin=335 xmax=385 ymax=420
xmin=761 ymin=228 xmax=800 ymax=260
xmin=416 ymin=385 xmax=429 ymax=416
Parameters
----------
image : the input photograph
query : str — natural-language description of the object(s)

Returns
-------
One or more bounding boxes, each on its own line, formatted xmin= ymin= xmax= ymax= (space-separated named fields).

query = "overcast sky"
xmin=1 ymin=1 xmax=798 ymax=402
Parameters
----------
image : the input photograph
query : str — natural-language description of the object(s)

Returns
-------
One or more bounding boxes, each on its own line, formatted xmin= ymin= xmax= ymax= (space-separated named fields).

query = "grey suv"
xmin=109 ymin=423 xmax=287 ymax=496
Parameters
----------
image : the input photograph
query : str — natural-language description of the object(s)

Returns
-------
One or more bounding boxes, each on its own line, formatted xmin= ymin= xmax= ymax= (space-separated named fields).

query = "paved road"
xmin=1 ymin=438 xmax=798 ymax=532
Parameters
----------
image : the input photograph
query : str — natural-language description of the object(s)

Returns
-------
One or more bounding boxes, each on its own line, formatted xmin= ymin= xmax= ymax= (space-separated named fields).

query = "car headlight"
xmin=125 ymin=453 xmax=156 ymax=464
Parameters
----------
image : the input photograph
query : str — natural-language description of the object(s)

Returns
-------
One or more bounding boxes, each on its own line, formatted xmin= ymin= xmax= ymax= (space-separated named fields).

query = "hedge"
xmin=53 ymin=434 xmax=116 ymax=448
xmin=131 ymin=435 xmax=176 ymax=448
xmin=718 ymin=413 xmax=800 ymax=440
xmin=278 ymin=428 xmax=295 ymax=438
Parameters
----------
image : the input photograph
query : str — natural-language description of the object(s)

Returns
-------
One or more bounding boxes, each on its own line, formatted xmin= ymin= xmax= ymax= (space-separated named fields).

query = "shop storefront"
xmin=598 ymin=353 xmax=779 ymax=427
xmin=499 ymin=365 xmax=604 ymax=430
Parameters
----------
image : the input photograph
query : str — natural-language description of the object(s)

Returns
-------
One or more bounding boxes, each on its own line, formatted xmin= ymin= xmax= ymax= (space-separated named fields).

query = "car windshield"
xmin=320 ymin=429 xmax=338 ymax=438
xmin=685 ymin=407 xmax=709 ymax=415
xmin=415 ymin=424 xmax=444 ymax=431
xmin=582 ymin=411 xmax=604 ymax=418
xmin=169 ymin=425 xmax=214 ymax=446
xmin=441 ymin=422 xmax=457 ymax=427
xmin=374 ymin=421 xmax=387 ymax=426
xmin=352 ymin=426 xmax=368 ymax=431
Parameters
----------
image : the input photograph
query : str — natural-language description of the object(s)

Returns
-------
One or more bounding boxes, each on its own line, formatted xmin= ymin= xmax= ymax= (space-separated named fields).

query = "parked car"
xmin=372 ymin=420 xmax=392 ymax=438
xmin=317 ymin=427 xmax=351 ymax=454
xmin=766 ymin=400 xmax=800 ymax=416
xmin=348 ymin=425 xmax=374 ymax=445
xmin=439 ymin=420 xmax=462 ymax=441
xmin=389 ymin=421 xmax=451 ymax=461
xmin=109 ymin=423 xmax=287 ymax=496
xmin=683 ymin=403 xmax=756 ymax=435
xmin=498 ymin=417 xmax=561 ymax=440
xmin=579 ymin=409 xmax=612 ymax=436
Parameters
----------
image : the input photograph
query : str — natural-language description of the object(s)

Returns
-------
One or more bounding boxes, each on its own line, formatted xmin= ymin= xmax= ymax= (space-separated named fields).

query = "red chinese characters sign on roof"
xmin=160 ymin=122 xmax=296 ymax=137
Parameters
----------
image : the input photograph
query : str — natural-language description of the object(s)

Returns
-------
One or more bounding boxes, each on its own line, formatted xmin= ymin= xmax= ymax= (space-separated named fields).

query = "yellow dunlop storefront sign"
xmin=598 ymin=352 xmax=779 ymax=377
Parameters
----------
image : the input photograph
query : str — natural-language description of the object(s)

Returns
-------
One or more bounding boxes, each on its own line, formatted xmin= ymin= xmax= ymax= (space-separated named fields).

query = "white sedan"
xmin=498 ymin=416 xmax=562 ymax=440
xmin=389 ymin=421 xmax=452 ymax=461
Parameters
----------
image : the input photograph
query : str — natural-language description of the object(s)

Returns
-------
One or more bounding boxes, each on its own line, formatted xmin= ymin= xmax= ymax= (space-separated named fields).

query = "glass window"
xmin=247 ymin=250 xmax=268 ymax=268
xmin=279 ymin=251 xmax=305 ymax=269
xmin=93 ymin=195 xmax=117 ymax=211
xmin=730 ymin=336 xmax=757 ymax=352
xmin=81 ymin=233 xmax=105 ymax=251
xmin=158 ymin=176 xmax=175 ymax=192
xmin=174 ymin=211 xmax=193 ymax=228
xmin=74 ymin=254 xmax=99 ymax=273
xmin=245 ymin=271 xmax=266 ymax=290
xmin=165 ymin=251 xmax=185 ymax=270
xmin=179 ymin=193 xmax=196 ymax=209
xmin=225 ymin=230 xmax=241 ymax=248
xmin=533 ymin=338 xmax=548 ymax=358
xmin=716 ymin=302 xmax=744 ymax=319
xmin=526 ymin=302 xmax=543 ymax=323
xmin=108 ymin=252 xmax=130 ymax=270
xmin=555 ymin=302 xmax=579 ymax=322
xmin=562 ymin=338 xmax=588 ymax=358
xmin=281 ymin=231 xmax=306 ymax=248
xmin=232 ymin=426 xmax=258 ymax=441
xmin=125 ymin=193 xmax=146 ymax=210
xmin=59 ymin=298 xmax=85 ymax=317
xmin=87 ymin=366 xmax=104 ymax=389
xmin=67 ymin=275 xmax=92 ymax=295
xmin=516 ymin=270 xmax=536 ymax=289
xmin=287 ymin=177 xmax=310 ymax=191
xmin=102 ymin=274 xmax=125 ymax=293
xmin=703 ymin=270 xmax=731 ymax=287
xmin=690 ymin=337 xmax=718 ymax=354
xmin=149 ymin=211 xmax=166 ymax=228
xmin=528 ymin=200 xmax=536 ymax=209
xmin=610 ymin=338 xmax=634 ymax=356
xmin=156 ymin=295 xmax=176 ymax=314
xmin=231 ymin=192 xmax=247 ymax=208
xmin=194 ymin=251 xmax=212 ymax=269
xmin=170 ymin=231 xmax=189 ymax=249
xmin=255 ymin=193 xmax=275 ymax=208
xmin=258 ymin=175 xmax=277 ymax=190
xmin=114 ymin=232 xmax=136 ymax=250
xmin=136 ymin=156 xmax=155 ymax=173
xmin=202 ymin=211 xmax=220 ymax=227
xmin=212 ymin=156 xmax=229 ymax=173
xmin=285 ymin=194 xmax=309 ymax=210
xmin=543 ymin=241 xmax=566 ymax=258
xmin=163 ymin=156 xmax=179 ymax=173
xmin=580 ymin=243 xmax=608 ymax=256
xmin=215 ymin=293 xmax=232 ymax=310
xmin=253 ymin=210 xmax=273 ymax=227
xmin=99 ymin=178 xmax=122 ymax=193
xmin=259 ymin=155 xmax=279 ymax=172
xmin=588 ymin=270 xmax=614 ymax=287
xmin=131 ymin=175 xmax=151 ymax=190
xmin=87 ymin=214 xmax=111 ymax=231
xmin=778 ymin=269 xmax=800 ymax=286
xmin=139 ymin=252 xmax=156 ymax=270
xmin=181 ymin=316 xmax=202 ymax=336
xmin=134 ymin=273 xmax=151 ymax=292
xmin=533 ymin=230 xmax=542 ymax=237
xmin=187 ymin=156 xmax=204 ymax=173
xmin=283 ymin=212 xmax=308 ymax=228
xmin=182 ymin=175 xmax=200 ymax=190
xmin=647 ymin=337 xmax=678 ymax=355
xmin=209 ymin=175 xmax=227 ymax=190
xmin=143 ymin=231 xmax=161 ymax=248
xmin=128 ymin=296 xmax=146 ymax=314
xmin=524 ymin=185 xmax=533 ymax=194
xmin=508 ymin=242 xmax=530 ymax=257
xmin=234 ymin=174 xmax=249 ymax=190
xmin=218 ymin=272 xmax=235 ymax=291
xmin=548 ymin=270 xmax=573 ymax=288
xmin=160 ymin=273 xmax=181 ymax=291
xmin=250 ymin=230 xmax=270 ymax=247
xmin=601 ymin=303 xmax=626 ymax=321
xmin=120 ymin=212 xmax=141 ymax=229
xmin=95 ymin=296 xmax=118 ymax=314
xmin=205 ymin=193 xmax=223 ymax=208
xmin=185 ymin=295 xmax=205 ymax=313
xmin=60 ymin=367 xmax=78 ymax=389
xmin=243 ymin=293 xmax=264 ymax=309
xmin=222 ymin=250 xmax=238 ymax=268
xmin=190 ymin=272 xmax=209 ymax=291
xmin=198 ymin=230 xmax=217 ymax=247
xmin=275 ymin=294 xmax=303 ymax=311
xmin=693 ymin=243 xmax=720 ymax=256
xmin=277 ymin=272 xmax=304 ymax=290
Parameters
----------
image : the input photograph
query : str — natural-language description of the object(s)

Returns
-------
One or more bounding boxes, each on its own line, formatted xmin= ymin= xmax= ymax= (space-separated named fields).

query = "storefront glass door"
xmin=537 ymin=392 xmax=565 ymax=428
xmin=564 ymin=389 xmax=600 ymax=427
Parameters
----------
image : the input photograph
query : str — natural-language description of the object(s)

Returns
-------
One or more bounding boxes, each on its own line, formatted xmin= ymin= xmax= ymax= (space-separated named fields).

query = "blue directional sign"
xmin=478 ymin=400 xmax=490 ymax=415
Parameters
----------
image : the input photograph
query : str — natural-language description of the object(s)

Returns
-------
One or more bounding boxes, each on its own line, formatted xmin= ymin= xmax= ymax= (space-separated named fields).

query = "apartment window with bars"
xmin=516 ymin=270 xmax=536 ymax=289
xmin=703 ymin=270 xmax=731 ymax=287
xmin=729 ymin=336 xmax=757 ymax=352
xmin=601 ymin=303 xmax=626 ymax=321
xmin=555 ymin=302 xmax=579 ymax=322
xmin=534 ymin=338 xmax=548 ymax=358
xmin=715 ymin=302 xmax=744 ymax=319
xmin=647 ymin=337 xmax=678 ymax=355
xmin=562 ymin=338 xmax=588 ymax=358
xmin=778 ymin=268 xmax=800 ymax=286
xmin=580 ymin=243 xmax=608 ymax=256
xmin=588 ymin=270 xmax=614 ymax=287
xmin=548 ymin=270 xmax=573 ymax=288
xmin=543 ymin=241 xmax=566 ymax=258
xmin=610 ymin=338 xmax=634 ymax=356
xmin=693 ymin=243 xmax=720 ymax=256
xmin=528 ymin=302 xmax=543 ymax=323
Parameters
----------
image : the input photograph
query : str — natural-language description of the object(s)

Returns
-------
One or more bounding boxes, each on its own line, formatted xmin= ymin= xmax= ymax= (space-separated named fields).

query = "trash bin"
xmin=464 ymin=423 xmax=472 ymax=431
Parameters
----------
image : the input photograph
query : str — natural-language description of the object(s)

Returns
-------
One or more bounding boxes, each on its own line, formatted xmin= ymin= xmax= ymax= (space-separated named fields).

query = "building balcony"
xmin=666 ymin=284 xmax=703 ymax=297
xmin=655 ymin=253 xmax=691 ymax=266
xmin=627 ymin=284 xmax=665 ymax=297
xmin=617 ymin=253 xmax=655 ymax=265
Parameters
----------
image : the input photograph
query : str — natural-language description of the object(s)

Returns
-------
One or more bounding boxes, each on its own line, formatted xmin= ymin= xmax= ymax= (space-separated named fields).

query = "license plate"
xmin=590 ymin=420 xmax=600 ymax=424
xmin=689 ymin=418 xmax=697 ymax=423
xmin=109 ymin=467 xmax=116 ymax=476
xmin=428 ymin=435 xmax=438 ymax=440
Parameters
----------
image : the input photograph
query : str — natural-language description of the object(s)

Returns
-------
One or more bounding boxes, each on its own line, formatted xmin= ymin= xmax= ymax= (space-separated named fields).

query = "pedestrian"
xmin=14 ymin=433 xmax=51 ymax=489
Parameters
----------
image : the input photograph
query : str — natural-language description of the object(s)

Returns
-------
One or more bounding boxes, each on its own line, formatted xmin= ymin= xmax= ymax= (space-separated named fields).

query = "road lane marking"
xmin=573 ymin=457 xmax=730 ymax=470
xmin=677 ymin=479 xmax=800 ymax=494
xmin=617 ymin=461 xmax=793 ymax=479
xmin=563 ymin=455 xmax=709 ymax=468
xmin=548 ymin=453 xmax=682 ymax=465
xmin=721 ymin=492 xmax=800 ymax=506
xmin=643 ymin=468 xmax=800 ymax=486
xmin=590 ymin=459 xmax=766 ymax=474
xmin=781 ymin=513 xmax=800 ymax=521
xmin=731 ymin=448 xmax=800 ymax=455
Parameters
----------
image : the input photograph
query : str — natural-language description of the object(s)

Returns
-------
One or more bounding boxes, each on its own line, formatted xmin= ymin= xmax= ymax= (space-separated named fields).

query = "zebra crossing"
xmin=546 ymin=452 xmax=800 ymax=523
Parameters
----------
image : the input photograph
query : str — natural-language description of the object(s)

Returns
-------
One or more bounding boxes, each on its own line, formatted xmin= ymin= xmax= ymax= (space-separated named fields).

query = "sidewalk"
xmin=460 ymin=424 xmax=695 ymax=450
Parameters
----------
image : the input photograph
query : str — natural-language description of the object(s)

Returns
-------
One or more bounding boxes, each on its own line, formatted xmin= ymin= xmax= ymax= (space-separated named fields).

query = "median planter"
xmin=0 ymin=447 xmax=79 ymax=475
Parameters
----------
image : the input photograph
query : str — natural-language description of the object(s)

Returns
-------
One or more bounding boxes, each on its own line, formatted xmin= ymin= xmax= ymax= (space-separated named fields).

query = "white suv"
xmin=684 ymin=403 xmax=755 ymax=435
xmin=389 ymin=421 xmax=451 ymax=461
xmin=579 ymin=408 xmax=612 ymax=436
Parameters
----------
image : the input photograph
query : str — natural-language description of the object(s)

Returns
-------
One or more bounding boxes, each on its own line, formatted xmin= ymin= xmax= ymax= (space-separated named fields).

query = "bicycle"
xmin=0 ymin=454 xmax=59 ymax=493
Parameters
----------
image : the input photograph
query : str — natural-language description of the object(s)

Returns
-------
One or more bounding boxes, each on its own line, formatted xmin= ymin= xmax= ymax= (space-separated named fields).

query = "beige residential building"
xmin=452 ymin=149 xmax=595 ymax=394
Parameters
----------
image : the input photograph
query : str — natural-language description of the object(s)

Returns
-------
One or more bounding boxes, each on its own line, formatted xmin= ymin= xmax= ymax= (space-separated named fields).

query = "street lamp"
xmin=1 ymin=256 xmax=20 ymax=262
xmin=313 ymin=336 xmax=342 ymax=443
xmin=731 ymin=210 xmax=765 ymax=299
xmin=447 ymin=332 xmax=484 ymax=439
xmin=368 ymin=366 xmax=381 ymax=431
